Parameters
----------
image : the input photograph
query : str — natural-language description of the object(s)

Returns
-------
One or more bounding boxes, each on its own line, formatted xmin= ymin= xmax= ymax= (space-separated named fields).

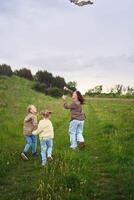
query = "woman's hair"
xmin=76 ymin=91 xmax=85 ymax=104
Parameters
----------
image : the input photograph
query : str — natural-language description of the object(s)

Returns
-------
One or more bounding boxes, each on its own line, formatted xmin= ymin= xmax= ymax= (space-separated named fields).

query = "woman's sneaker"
xmin=70 ymin=147 xmax=77 ymax=150
xmin=42 ymin=160 xmax=47 ymax=166
xmin=21 ymin=152 xmax=28 ymax=161
xmin=78 ymin=142 xmax=85 ymax=149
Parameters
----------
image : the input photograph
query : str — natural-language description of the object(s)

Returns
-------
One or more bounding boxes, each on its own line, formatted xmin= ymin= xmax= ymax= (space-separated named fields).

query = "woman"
xmin=63 ymin=87 xmax=85 ymax=150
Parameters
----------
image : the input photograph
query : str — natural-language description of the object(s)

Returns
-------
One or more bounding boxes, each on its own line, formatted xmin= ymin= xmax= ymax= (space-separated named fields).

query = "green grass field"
xmin=0 ymin=76 xmax=134 ymax=200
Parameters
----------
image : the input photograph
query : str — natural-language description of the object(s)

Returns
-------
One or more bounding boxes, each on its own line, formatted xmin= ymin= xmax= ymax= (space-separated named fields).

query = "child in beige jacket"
xmin=33 ymin=110 xmax=54 ymax=166
xmin=21 ymin=105 xmax=38 ymax=161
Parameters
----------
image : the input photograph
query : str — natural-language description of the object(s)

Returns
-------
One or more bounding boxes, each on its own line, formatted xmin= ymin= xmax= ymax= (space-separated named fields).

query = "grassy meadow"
xmin=0 ymin=75 xmax=134 ymax=200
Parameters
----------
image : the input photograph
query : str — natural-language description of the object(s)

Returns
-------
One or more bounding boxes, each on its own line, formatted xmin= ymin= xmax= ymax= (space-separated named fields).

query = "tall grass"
xmin=0 ymin=76 xmax=134 ymax=200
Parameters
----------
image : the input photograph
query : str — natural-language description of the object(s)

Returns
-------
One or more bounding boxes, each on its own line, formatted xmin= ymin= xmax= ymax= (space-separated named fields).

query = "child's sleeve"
xmin=32 ymin=116 xmax=38 ymax=130
xmin=49 ymin=121 xmax=54 ymax=138
xmin=32 ymin=121 xmax=43 ymax=135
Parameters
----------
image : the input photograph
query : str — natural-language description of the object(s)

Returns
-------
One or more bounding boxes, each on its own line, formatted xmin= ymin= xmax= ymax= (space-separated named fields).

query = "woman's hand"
xmin=62 ymin=95 xmax=67 ymax=101
xmin=64 ymin=86 xmax=69 ymax=91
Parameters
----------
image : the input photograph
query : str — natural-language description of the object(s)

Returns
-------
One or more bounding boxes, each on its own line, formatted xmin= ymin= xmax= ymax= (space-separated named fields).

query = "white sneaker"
xmin=70 ymin=147 xmax=77 ymax=150
xmin=42 ymin=160 xmax=47 ymax=166
xmin=47 ymin=156 xmax=53 ymax=161
xmin=21 ymin=152 xmax=28 ymax=161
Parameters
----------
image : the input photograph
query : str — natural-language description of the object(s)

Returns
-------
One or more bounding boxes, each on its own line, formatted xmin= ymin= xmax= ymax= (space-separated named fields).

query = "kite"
xmin=69 ymin=0 xmax=94 ymax=7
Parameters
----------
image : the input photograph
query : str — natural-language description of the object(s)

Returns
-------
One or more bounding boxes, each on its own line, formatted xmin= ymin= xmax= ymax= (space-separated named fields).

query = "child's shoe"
xmin=47 ymin=156 xmax=53 ymax=161
xmin=21 ymin=152 xmax=28 ymax=161
xmin=32 ymin=152 xmax=38 ymax=157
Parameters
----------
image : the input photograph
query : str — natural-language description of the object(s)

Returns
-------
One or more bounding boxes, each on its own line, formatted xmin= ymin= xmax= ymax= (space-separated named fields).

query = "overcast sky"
xmin=0 ymin=0 xmax=134 ymax=93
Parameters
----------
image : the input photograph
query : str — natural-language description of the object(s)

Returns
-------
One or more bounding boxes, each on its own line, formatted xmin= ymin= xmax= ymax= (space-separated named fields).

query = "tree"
xmin=0 ymin=64 xmax=13 ymax=77
xmin=67 ymin=81 xmax=77 ymax=91
xmin=14 ymin=68 xmax=33 ymax=80
xmin=93 ymin=85 xmax=103 ymax=94
xmin=126 ymin=86 xmax=134 ymax=96
xmin=85 ymin=85 xmax=103 ymax=96
xmin=35 ymin=70 xmax=53 ymax=88
xmin=47 ymin=87 xmax=63 ymax=98
xmin=109 ymin=87 xmax=116 ymax=97
xmin=109 ymin=84 xmax=123 ymax=96
xmin=115 ymin=84 xmax=123 ymax=95
xmin=85 ymin=88 xmax=94 ymax=96
xmin=52 ymin=76 xmax=66 ymax=89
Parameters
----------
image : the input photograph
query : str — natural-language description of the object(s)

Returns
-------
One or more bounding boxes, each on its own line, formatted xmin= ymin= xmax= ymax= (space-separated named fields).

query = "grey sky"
xmin=0 ymin=0 xmax=134 ymax=93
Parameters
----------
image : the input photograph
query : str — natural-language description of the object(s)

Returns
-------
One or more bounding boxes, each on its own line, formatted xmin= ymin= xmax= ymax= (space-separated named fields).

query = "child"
xmin=63 ymin=87 xmax=85 ymax=150
xmin=32 ymin=110 xmax=54 ymax=166
xmin=21 ymin=105 xmax=38 ymax=161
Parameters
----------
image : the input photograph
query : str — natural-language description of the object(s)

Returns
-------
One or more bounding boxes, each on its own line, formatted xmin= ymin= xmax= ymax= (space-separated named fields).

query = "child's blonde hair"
xmin=27 ymin=105 xmax=36 ymax=113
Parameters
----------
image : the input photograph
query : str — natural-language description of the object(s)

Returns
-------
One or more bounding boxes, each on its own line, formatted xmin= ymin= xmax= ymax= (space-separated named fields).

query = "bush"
xmin=0 ymin=64 xmax=13 ymax=77
xmin=32 ymin=82 xmax=46 ymax=93
xmin=47 ymin=87 xmax=63 ymax=98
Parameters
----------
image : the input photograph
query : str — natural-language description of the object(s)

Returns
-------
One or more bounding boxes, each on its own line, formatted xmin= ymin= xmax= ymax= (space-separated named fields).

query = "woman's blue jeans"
xmin=69 ymin=120 xmax=84 ymax=149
